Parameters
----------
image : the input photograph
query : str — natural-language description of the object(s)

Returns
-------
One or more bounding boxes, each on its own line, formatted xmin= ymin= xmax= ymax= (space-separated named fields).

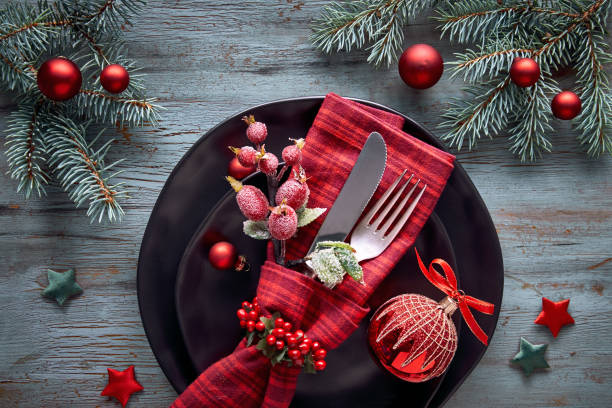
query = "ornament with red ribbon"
xmin=368 ymin=249 xmax=495 ymax=382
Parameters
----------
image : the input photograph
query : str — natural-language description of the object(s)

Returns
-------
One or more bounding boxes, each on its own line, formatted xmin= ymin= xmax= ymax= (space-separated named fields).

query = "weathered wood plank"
xmin=0 ymin=0 xmax=610 ymax=406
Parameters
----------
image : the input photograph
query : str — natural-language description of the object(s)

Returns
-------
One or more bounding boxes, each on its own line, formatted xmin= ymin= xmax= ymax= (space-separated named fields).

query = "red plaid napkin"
xmin=173 ymin=93 xmax=455 ymax=408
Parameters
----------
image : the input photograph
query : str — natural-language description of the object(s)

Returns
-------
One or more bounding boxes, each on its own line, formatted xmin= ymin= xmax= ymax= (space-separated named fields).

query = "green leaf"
xmin=297 ymin=207 xmax=326 ymax=227
xmin=243 ymin=220 xmax=271 ymax=240
xmin=304 ymin=354 xmax=316 ymax=374
xmin=255 ymin=337 xmax=268 ymax=351
xmin=271 ymin=348 xmax=286 ymax=366
xmin=315 ymin=241 xmax=355 ymax=251
xmin=334 ymin=247 xmax=363 ymax=283
xmin=246 ymin=331 xmax=257 ymax=347
xmin=310 ymin=248 xmax=345 ymax=289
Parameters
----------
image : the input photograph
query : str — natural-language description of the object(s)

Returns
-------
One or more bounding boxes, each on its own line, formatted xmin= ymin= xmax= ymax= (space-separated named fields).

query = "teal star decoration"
xmin=511 ymin=337 xmax=550 ymax=376
xmin=42 ymin=269 xmax=83 ymax=306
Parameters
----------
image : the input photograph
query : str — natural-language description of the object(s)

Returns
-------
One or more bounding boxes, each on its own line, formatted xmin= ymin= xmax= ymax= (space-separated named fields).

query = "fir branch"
xmin=573 ymin=23 xmax=612 ymax=156
xmin=76 ymin=89 xmax=159 ymax=127
xmin=311 ymin=0 xmax=437 ymax=67
xmin=507 ymin=79 xmax=558 ymax=160
xmin=5 ymin=102 xmax=49 ymax=198
xmin=46 ymin=115 xmax=127 ymax=223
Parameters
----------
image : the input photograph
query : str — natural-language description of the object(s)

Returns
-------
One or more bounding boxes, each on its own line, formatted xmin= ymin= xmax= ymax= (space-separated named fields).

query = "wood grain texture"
xmin=0 ymin=1 xmax=610 ymax=407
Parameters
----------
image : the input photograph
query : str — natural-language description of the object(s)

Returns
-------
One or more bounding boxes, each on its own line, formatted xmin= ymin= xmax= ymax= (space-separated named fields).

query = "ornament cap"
xmin=439 ymin=296 xmax=458 ymax=316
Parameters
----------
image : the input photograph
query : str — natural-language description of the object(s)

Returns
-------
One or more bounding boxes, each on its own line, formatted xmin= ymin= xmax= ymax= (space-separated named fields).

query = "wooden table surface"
xmin=1 ymin=1 xmax=611 ymax=407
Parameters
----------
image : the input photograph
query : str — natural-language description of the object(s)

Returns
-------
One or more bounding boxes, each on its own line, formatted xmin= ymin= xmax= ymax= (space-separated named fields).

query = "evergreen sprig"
xmin=437 ymin=0 xmax=611 ymax=160
xmin=1 ymin=0 xmax=160 ymax=222
xmin=312 ymin=0 xmax=611 ymax=161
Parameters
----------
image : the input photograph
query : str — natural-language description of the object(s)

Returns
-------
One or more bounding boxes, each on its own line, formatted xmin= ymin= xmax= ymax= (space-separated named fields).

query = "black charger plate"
xmin=175 ymin=172 xmax=460 ymax=408
xmin=137 ymin=97 xmax=504 ymax=407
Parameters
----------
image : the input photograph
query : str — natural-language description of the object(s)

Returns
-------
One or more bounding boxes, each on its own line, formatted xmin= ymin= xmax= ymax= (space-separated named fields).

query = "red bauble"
xmin=510 ymin=57 xmax=540 ymax=87
xmin=209 ymin=241 xmax=238 ymax=270
xmin=551 ymin=91 xmax=581 ymax=120
xmin=100 ymin=365 xmax=143 ymax=407
xmin=37 ymin=58 xmax=82 ymax=101
xmin=368 ymin=294 xmax=458 ymax=382
xmin=228 ymin=157 xmax=255 ymax=180
xmin=398 ymin=44 xmax=444 ymax=89
xmin=100 ymin=64 xmax=130 ymax=94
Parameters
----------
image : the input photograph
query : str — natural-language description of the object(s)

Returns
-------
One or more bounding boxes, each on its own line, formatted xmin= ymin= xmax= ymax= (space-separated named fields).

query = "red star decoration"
xmin=101 ymin=365 xmax=143 ymax=407
xmin=534 ymin=297 xmax=574 ymax=337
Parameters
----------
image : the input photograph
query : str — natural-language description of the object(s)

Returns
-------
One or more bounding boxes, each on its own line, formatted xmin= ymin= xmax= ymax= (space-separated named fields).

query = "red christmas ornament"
xmin=100 ymin=64 xmax=130 ymax=94
xmin=398 ymin=44 xmax=444 ymax=89
xmin=37 ymin=57 xmax=82 ymax=101
xmin=509 ymin=57 xmax=540 ymax=87
xmin=368 ymin=250 xmax=495 ymax=382
xmin=534 ymin=297 xmax=574 ymax=337
xmin=209 ymin=241 xmax=238 ymax=270
xmin=100 ymin=365 xmax=143 ymax=407
xmin=551 ymin=91 xmax=582 ymax=120
xmin=228 ymin=157 xmax=255 ymax=180
xmin=368 ymin=294 xmax=458 ymax=382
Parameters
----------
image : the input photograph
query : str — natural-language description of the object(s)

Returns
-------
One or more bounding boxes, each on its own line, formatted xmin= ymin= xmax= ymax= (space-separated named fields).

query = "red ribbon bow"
xmin=415 ymin=249 xmax=495 ymax=345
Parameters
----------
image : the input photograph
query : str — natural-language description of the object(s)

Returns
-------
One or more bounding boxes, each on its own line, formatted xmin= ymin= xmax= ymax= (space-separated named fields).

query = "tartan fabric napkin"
xmin=173 ymin=93 xmax=455 ymax=408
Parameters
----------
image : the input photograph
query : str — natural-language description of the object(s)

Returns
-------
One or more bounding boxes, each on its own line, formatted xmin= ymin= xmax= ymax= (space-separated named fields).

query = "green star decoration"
xmin=511 ymin=337 xmax=550 ymax=376
xmin=42 ymin=269 xmax=83 ymax=306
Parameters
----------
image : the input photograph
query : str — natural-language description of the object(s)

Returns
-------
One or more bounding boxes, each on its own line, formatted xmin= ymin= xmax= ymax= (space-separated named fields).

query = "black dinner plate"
xmin=137 ymin=97 xmax=504 ymax=407
xmin=175 ymin=171 xmax=460 ymax=408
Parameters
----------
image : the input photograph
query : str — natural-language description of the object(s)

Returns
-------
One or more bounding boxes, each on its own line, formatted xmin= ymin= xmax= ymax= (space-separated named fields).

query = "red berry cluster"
xmin=236 ymin=297 xmax=264 ymax=333
xmin=265 ymin=318 xmax=327 ymax=371
xmin=237 ymin=299 xmax=327 ymax=372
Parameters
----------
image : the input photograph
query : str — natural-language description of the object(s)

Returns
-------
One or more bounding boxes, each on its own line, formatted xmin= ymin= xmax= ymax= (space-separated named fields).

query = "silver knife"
xmin=308 ymin=132 xmax=387 ymax=252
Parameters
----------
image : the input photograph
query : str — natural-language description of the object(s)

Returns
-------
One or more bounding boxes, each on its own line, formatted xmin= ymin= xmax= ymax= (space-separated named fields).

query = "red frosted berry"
xmin=314 ymin=360 xmax=327 ymax=371
xmin=268 ymin=203 xmax=298 ymax=240
xmin=258 ymin=152 xmax=279 ymax=175
xmin=294 ymin=358 xmax=304 ymax=367
xmin=266 ymin=335 xmax=276 ymax=346
xmin=246 ymin=321 xmax=256 ymax=332
xmin=248 ymin=310 xmax=258 ymax=321
xmin=311 ymin=341 xmax=321 ymax=351
xmin=275 ymin=340 xmax=285 ymax=350
xmin=242 ymin=301 xmax=250 ymax=310
xmin=287 ymin=336 xmax=298 ymax=347
xmin=255 ymin=321 xmax=265 ymax=332
xmin=283 ymin=322 xmax=292 ymax=332
xmin=227 ymin=177 xmax=269 ymax=221
xmin=243 ymin=115 xmax=267 ymax=144
xmin=230 ymin=146 xmax=257 ymax=167
xmin=275 ymin=179 xmax=309 ymax=209
xmin=282 ymin=145 xmax=301 ymax=166
xmin=313 ymin=348 xmax=327 ymax=360
xmin=252 ymin=297 xmax=258 ymax=304
xmin=239 ymin=320 xmax=246 ymax=328
xmin=274 ymin=318 xmax=285 ymax=328
xmin=237 ymin=309 xmax=247 ymax=320
xmin=294 ymin=330 xmax=304 ymax=339
xmin=272 ymin=328 xmax=285 ymax=338
xmin=288 ymin=349 xmax=301 ymax=360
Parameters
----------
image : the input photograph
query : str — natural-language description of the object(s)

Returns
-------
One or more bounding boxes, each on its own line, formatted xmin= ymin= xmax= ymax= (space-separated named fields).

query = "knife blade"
xmin=308 ymin=132 xmax=387 ymax=252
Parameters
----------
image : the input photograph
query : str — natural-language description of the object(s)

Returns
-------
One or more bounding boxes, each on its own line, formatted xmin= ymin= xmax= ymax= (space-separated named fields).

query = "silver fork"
xmin=350 ymin=169 xmax=427 ymax=262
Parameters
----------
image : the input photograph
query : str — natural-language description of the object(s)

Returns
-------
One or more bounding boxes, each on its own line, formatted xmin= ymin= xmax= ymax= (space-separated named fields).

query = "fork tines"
xmin=364 ymin=169 xmax=427 ymax=240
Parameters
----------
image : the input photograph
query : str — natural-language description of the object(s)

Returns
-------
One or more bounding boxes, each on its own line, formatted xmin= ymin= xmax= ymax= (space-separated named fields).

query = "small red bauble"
xmin=208 ymin=241 xmax=238 ymax=270
xmin=37 ymin=57 xmax=82 ymax=101
xmin=510 ymin=57 xmax=540 ymax=87
xmin=101 ymin=365 xmax=143 ymax=407
xmin=228 ymin=157 xmax=255 ymax=180
xmin=398 ymin=44 xmax=444 ymax=89
xmin=368 ymin=294 xmax=458 ymax=382
xmin=551 ymin=91 xmax=582 ymax=120
xmin=100 ymin=64 xmax=130 ymax=94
